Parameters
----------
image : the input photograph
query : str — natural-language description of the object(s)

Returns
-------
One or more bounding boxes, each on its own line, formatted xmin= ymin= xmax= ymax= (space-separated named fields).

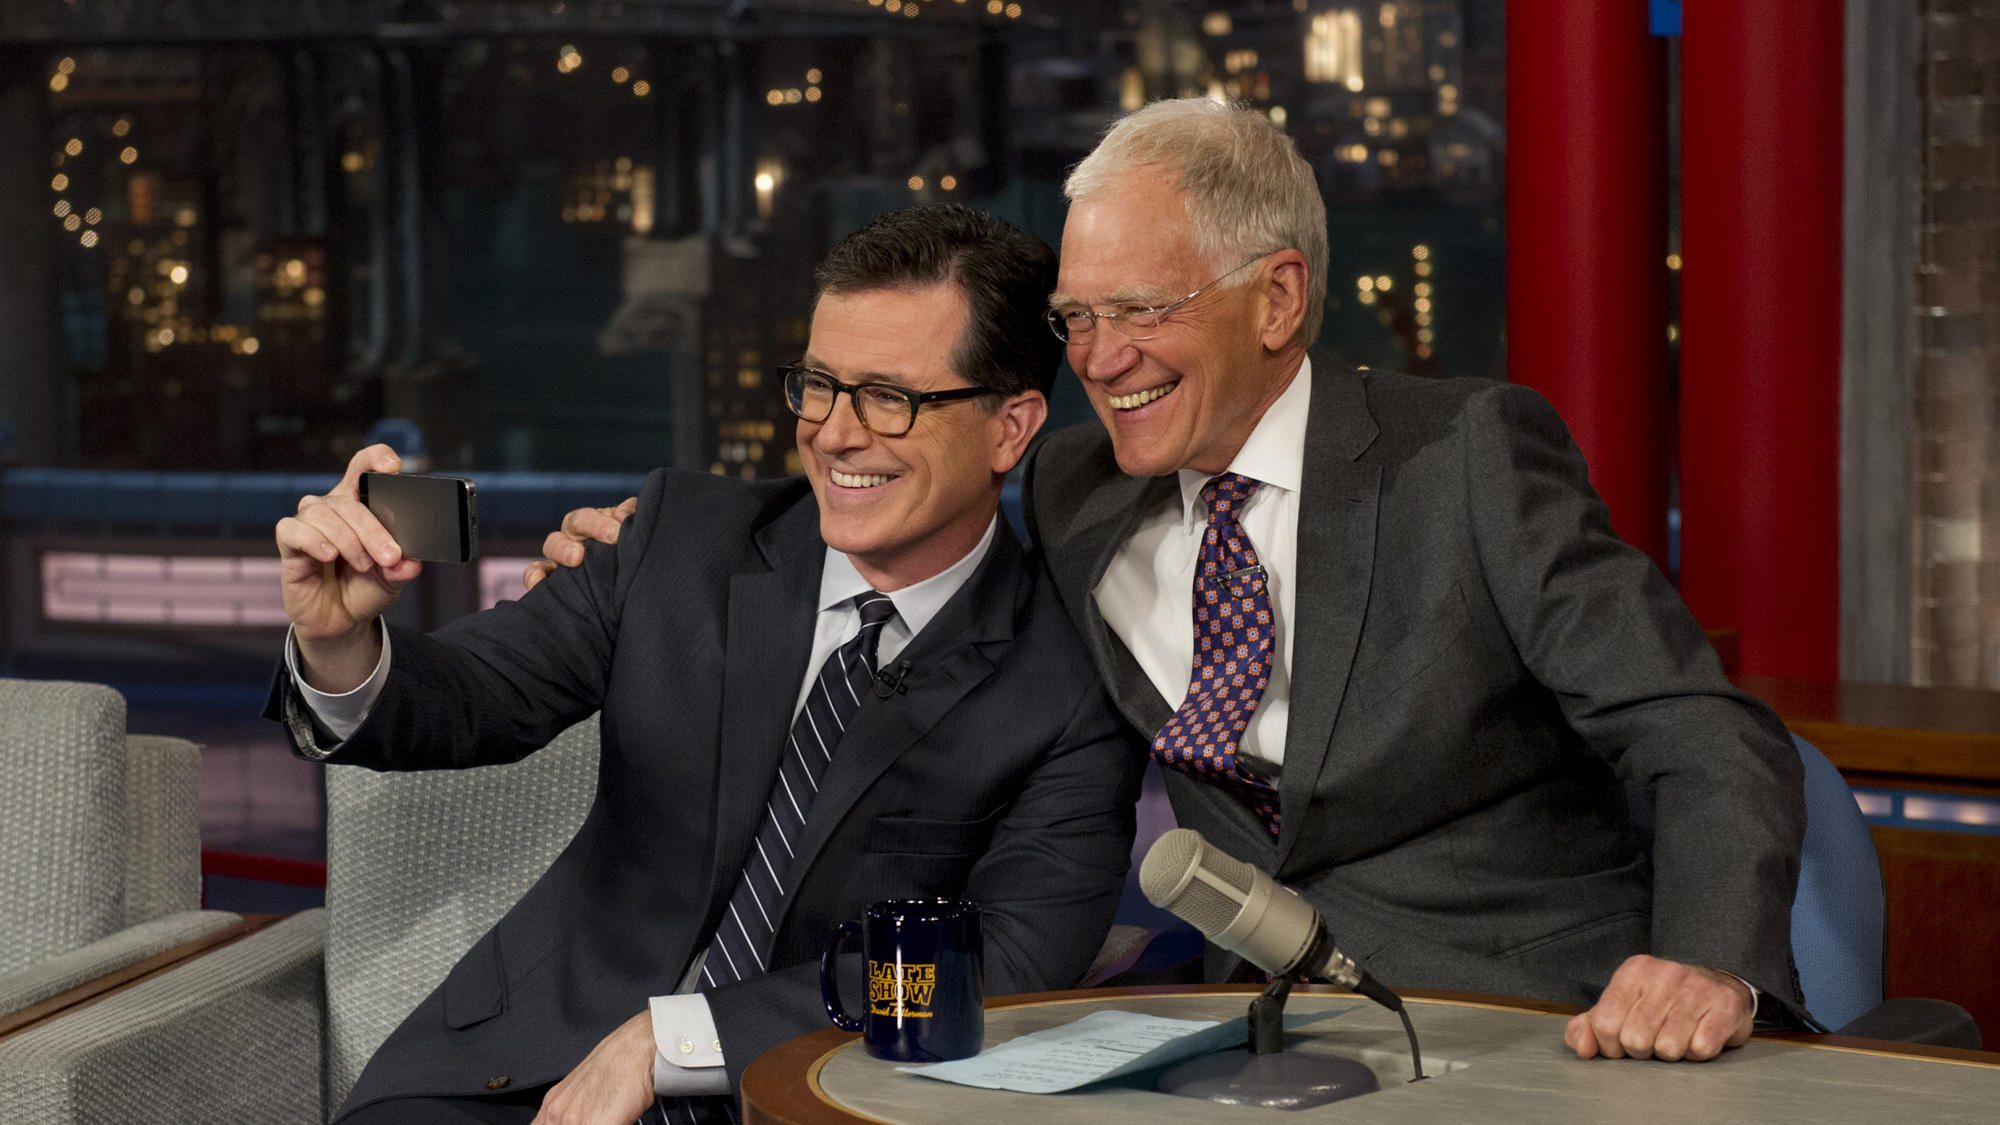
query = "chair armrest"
xmin=121 ymin=735 xmax=203 ymax=925
xmin=0 ymin=910 xmax=326 ymax=1123
xmin=0 ymin=911 xmax=240 ymax=1021
xmin=0 ymin=680 xmax=126 ymax=972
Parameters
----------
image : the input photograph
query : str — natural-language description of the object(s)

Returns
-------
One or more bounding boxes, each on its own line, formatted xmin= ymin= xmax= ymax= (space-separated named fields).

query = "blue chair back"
xmin=1788 ymin=733 xmax=1884 ymax=1029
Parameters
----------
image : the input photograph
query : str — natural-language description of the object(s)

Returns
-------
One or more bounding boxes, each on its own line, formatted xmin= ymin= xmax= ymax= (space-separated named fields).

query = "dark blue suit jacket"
xmin=271 ymin=469 xmax=1143 ymax=1118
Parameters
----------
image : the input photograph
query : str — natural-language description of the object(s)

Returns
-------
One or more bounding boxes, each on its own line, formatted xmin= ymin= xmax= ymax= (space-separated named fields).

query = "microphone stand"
xmin=1155 ymin=969 xmax=1385 ymax=1111
xmin=1247 ymin=971 xmax=1296 ymax=1056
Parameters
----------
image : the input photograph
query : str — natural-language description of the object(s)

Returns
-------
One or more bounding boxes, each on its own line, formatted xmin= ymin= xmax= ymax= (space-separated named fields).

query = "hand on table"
xmin=522 ymin=496 xmax=638 ymax=591
xmin=1565 ymin=954 xmax=1755 ymax=1062
xmin=531 ymin=1009 xmax=658 ymax=1125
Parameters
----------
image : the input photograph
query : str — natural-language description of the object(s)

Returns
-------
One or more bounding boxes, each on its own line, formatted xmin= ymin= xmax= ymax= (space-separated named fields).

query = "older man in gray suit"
xmin=544 ymin=100 xmax=1805 ymax=1065
xmin=1026 ymin=97 xmax=1803 ymax=1063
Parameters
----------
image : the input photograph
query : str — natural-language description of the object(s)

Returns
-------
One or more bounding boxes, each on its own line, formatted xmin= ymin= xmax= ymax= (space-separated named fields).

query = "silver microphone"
xmin=1139 ymin=827 xmax=1400 ymax=1010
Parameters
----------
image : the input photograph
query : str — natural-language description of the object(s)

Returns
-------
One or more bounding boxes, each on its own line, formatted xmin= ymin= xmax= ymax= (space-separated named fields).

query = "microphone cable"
xmin=1300 ymin=926 xmax=1425 ymax=1082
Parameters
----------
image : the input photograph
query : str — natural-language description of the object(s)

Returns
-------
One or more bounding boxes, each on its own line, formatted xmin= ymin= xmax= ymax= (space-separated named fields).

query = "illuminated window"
xmin=1305 ymin=12 xmax=1364 ymax=88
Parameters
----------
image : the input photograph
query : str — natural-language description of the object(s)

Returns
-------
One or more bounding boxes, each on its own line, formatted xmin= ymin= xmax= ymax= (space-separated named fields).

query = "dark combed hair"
xmin=812 ymin=204 xmax=1063 ymax=399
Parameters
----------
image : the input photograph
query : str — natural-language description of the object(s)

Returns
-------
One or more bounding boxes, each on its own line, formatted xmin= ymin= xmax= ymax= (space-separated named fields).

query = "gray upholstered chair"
xmin=0 ymin=678 xmax=235 ymax=1021
xmin=316 ymin=715 xmax=600 ymax=1108
xmin=0 ymin=678 xmax=251 ymax=1122
xmin=0 ymin=714 xmax=600 ymax=1123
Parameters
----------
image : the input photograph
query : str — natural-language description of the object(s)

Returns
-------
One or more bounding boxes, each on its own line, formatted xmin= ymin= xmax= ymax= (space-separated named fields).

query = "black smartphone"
xmin=358 ymin=472 xmax=479 ymax=563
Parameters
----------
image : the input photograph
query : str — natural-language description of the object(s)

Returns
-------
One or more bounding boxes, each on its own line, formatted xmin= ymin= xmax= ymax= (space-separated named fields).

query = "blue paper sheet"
xmin=897 ymin=1006 xmax=1358 ymax=1094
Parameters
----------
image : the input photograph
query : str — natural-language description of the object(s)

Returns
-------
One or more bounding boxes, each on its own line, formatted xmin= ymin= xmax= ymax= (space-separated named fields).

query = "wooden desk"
xmin=1739 ymin=675 xmax=2000 ymax=793
xmin=743 ymin=987 xmax=2000 ymax=1124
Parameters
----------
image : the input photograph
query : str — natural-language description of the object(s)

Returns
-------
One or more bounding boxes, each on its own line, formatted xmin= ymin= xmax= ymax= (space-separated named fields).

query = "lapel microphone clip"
xmin=873 ymin=659 xmax=913 ymax=699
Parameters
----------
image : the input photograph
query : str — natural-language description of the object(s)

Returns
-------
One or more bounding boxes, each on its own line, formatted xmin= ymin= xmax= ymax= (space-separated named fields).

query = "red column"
xmin=1506 ymin=2 xmax=1669 ymax=567
xmin=1679 ymin=3 xmax=1843 ymax=679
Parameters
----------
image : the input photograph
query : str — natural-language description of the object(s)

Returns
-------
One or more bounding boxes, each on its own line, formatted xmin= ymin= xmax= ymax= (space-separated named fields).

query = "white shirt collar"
xmin=815 ymin=515 xmax=998 ymax=635
xmin=1174 ymin=355 xmax=1313 ymax=527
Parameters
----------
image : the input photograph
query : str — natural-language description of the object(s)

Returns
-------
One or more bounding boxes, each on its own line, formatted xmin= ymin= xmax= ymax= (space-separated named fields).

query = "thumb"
xmin=1565 ymin=1012 xmax=1598 ymax=1059
xmin=378 ymin=557 xmax=423 ymax=585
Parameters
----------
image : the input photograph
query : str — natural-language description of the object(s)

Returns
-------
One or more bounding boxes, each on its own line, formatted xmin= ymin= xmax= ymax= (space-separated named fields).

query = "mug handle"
xmin=821 ymin=920 xmax=864 ymax=1032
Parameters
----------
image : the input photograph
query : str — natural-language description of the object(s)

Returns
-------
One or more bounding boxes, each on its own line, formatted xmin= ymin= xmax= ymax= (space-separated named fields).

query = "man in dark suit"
xmin=1029 ymin=98 xmax=1804 ymax=1063
xmin=269 ymin=205 xmax=1142 ymax=1124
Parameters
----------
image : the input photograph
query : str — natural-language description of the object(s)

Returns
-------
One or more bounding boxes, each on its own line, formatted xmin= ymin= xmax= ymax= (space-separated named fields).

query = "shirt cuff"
xmin=650 ymin=993 xmax=729 ymax=1096
xmin=284 ymin=620 xmax=391 ymax=743
xmin=1719 ymin=969 xmax=1760 ymax=1022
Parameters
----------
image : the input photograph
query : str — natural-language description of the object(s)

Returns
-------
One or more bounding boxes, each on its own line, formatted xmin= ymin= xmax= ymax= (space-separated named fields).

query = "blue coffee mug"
xmin=820 ymin=898 xmax=984 ymax=1062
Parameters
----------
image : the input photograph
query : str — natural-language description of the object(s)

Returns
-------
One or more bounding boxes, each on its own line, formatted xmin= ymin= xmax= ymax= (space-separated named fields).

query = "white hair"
xmin=1065 ymin=98 xmax=1329 ymax=346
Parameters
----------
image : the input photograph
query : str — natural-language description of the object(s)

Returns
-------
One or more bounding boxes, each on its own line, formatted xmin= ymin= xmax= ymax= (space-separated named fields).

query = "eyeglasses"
xmin=1045 ymin=254 xmax=1270 ymax=343
xmin=780 ymin=365 xmax=994 ymax=437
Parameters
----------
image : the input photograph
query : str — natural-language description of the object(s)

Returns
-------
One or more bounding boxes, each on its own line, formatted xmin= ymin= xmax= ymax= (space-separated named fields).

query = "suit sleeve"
xmin=702 ymin=673 xmax=1145 ymax=1090
xmin=1460 ymin=383 xmax=1805 ymax=1013
xmin=265 ymin=469 xmax=667 ymax=772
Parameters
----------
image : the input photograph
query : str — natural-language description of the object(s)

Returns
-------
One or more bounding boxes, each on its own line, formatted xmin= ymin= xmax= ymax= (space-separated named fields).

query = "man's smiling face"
xmin=1054 ymin=170 xmax=1286 ymax=478
xmin=796 ymin=282 xmax=1031 ymax=591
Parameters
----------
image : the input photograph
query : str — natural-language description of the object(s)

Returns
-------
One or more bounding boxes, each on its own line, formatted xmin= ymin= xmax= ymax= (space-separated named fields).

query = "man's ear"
xmin=1257 ymin=249 xmax=1311 ymax=352
xmin=990 ymin=390 xmax=1050 ymax=474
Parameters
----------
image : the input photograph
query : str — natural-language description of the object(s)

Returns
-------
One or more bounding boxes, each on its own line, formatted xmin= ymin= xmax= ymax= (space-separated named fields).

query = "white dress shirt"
xmin=288 ymin=516 xmax=998 ymax=1095
xmin=1093 ymin=359 xmax=1312 ymax=775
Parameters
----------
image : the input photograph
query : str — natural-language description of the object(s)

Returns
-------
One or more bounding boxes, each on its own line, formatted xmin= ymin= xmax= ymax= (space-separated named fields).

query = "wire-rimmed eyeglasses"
xmin=1045 ymin=253 xmax=1271 ymax=343
xmin=780 ymin=365 xmax=994 ymax=437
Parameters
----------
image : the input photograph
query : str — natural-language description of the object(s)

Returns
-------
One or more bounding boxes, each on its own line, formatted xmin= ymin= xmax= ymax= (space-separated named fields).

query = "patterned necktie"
xmin=1152 ymin=473 xmax=1282 ymax=837
xmin=704 ymin=591 xmax=898 ymax=986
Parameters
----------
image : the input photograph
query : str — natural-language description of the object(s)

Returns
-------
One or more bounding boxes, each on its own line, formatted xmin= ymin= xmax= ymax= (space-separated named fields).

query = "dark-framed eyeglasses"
xmin=1045 ymin=253 xmax=1272 ymax=343
xmin=780 ymin=365 xmax=995 ymax=437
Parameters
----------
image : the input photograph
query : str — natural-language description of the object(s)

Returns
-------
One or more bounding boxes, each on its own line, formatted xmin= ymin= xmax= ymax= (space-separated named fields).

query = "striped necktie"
xmin=704 ymin=591 xmax=898 ymax=986
xmin=1152 ymin=473 xmax=1282 ymax=836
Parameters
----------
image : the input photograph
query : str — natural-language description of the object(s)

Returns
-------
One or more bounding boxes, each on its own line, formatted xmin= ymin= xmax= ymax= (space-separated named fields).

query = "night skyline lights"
xmin=23 ymin=3 xmax=1502 ymax=478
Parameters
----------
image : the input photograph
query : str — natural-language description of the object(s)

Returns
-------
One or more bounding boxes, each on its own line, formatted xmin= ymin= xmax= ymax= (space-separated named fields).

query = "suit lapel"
xmin=708 ymin=498 xmax=823 ymax=917
xmin=1276 ymin=361 xmax=1380 ymax=870
xmin=1065 ymin=471 xmax=1180 ymax=737
xmin=770 ymin=522 xmax=1022 ymax=934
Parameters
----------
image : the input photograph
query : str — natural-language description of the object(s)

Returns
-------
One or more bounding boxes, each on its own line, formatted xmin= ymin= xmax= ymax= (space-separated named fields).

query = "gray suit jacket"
xmin=271 ymin=470 xmax=1143 ymax=1117
xmin=1025 ymin=359 xmax=1804 ymax=1014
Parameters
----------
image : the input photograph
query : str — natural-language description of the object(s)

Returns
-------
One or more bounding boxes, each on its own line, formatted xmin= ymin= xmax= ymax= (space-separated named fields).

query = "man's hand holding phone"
xmin=275 ymin=444 xmax=423 ymax=693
